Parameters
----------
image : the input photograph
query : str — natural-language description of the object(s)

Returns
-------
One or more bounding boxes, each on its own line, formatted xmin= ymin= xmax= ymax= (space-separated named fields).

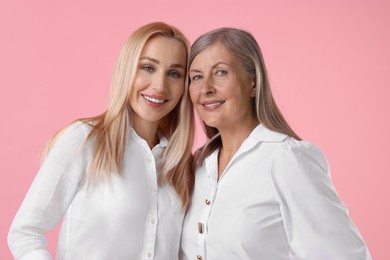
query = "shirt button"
xmin=151 ymin=219 xmax=156 ymax=224
xmin=198 ymin=223 xmax=204 ymax=234
xmin=146 ymin=252 xmax=152 ymax=257
xmin=205 ymin=199 xmax=210 ymax=205
xmin=146 ymin=158 xmax=153 ymax=163
xmin=197 ymin=255 xmax=202 ymax=259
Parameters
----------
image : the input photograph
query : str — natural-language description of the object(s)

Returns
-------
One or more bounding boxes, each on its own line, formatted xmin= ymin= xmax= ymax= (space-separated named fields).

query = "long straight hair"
xmin=190 ymin=27 xmax=300 ymax=167
xmin=44 ymin=22 xmax=195 ymax=208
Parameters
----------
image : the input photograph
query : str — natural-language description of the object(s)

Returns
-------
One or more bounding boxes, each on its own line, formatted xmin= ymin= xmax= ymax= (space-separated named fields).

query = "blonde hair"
xmin=190 ymin=27 xmax=300 ymax=166
xmin=45 ymin=22 xmax=194 ymax=208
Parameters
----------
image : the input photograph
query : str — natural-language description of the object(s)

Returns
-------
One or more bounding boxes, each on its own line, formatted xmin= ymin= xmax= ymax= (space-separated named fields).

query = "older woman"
xmin=180 ymin=28 xmax=371 ymax=260
xmin=8 ymin=22 xmax=194 ymax=260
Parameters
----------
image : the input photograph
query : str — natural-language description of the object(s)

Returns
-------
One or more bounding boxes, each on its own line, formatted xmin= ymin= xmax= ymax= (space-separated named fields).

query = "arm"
xmin=8 ymin=122 xmax=89 ymax=260
xmin=270 ymin=139 xmax=371 ymax=259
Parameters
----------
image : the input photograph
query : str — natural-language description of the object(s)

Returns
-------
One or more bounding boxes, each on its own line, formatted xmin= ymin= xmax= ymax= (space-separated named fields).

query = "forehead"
xmin=141 ymin=36 xmax=187 ymax=64
xmin=191 ymin=43 xmax=235 ymax=68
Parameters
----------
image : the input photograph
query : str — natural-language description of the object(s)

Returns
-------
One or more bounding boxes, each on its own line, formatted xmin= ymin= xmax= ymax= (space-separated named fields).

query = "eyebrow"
xmin=189 ymin=69 xmax=202 ymax=74
xmin=171 ymin=63 xmax=186 ymax=70
xmin=140 ymin=57 xmax=159 ymax=64
xmin=189 ymin=62 xmax=230 ymax=73
xmin=139 ymin=57 xmax=185 ymax=70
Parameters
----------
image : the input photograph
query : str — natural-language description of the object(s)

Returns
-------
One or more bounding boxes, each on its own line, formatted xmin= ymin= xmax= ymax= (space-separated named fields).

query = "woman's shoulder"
xmin=59 ymin=120 xmax=92 ymax=139
xmin=271 ymin=137 xmax=330 ymax=180
xmin=279 ymin=137 xmax=325 ymax=159
xmin=41 ymin=121 xmax=96 ymax=165
xmin=251 ymin=126 xmax=325 ymax=164
xmin=49 ymin=120 xmax=95 ymax=150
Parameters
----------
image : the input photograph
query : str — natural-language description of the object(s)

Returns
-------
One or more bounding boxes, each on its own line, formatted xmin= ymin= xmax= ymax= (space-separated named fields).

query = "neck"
xmin=132 ymin=120 xmax=159 ymax=149
xmin=217 ymin=118 xmax=259 ymax=178
xmin=219 ymin=118 xmax=259 ymax=156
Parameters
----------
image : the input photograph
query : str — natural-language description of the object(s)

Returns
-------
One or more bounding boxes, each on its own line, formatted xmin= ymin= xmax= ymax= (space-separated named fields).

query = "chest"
xmin=190 ymin=144 xmax=289 ymax=248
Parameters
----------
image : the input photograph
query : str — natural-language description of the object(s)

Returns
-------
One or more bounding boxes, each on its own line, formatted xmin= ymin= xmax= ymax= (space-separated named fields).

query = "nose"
xmin=151 ymin=72 xmax=167 ymax=92
xmin=200 ymin=76 xmax=215 ymax=95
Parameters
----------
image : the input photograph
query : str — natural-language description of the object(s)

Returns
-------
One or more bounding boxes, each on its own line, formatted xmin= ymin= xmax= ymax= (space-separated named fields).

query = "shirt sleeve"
xmin=8 ymin=122 xmax=89 ymax=260
xmin=269 ymin=139 xmax=371 ymax=260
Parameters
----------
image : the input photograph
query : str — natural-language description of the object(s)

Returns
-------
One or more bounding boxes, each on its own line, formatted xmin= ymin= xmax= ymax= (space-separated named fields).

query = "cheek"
xmin=128 ymin=92 xmax=137 ymax=110
xmin=128 ymin=87 xmax=137 ymax=104
xmin=130 ymin=76 xmax=144 ymax=96
xmin=188 ymin=86 xmax=198 ymax=103
xmin=129 ymin=79 xmax=141 ymax=97
xmin=171 ymin=82 xmax=185 ymax=101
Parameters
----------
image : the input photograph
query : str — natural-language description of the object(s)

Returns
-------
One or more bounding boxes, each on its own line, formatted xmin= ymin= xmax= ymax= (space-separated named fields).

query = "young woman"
xmin=8 ymin=22 xmax=194 ymax=260
xmin=180 ymin=28 xmax=371 ymax=260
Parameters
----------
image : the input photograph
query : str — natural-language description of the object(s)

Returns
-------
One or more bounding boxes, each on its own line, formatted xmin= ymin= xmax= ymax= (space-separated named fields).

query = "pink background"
xmin=1 ymin=0 xmax=389 ymax=259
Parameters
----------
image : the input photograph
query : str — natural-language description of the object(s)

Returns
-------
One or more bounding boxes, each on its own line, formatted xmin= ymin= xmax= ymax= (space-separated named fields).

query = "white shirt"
xmin=8 ymin=122 xmax=184 ymax=260
xmin=180 ymin=124 xmax=371 ymax=260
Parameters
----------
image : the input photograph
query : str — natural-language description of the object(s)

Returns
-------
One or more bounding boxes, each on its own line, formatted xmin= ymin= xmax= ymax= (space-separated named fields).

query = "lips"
xmin=201 ymin=100 xmax=225 ymax=109
xmin=141 ymin=94 xmax=167 ymax=104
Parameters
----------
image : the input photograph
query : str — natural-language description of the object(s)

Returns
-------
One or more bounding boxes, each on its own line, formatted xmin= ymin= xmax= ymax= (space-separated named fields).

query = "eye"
xmin=192 ymin=75 xmax=203 ymax=81
xmin=216 ymin=70 xmax=227 ymax=76
xmin=168 ymin=70 xmax=181 ymax=78
xmin=141 ymin=65 xmax=154 ymax=72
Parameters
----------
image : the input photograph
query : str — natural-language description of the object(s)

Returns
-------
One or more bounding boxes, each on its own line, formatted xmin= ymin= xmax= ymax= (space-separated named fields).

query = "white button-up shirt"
xmin=8 ymin=122 xmax=184 ymax=260
xmin=180 ymin=124 xmax=371 ymax=260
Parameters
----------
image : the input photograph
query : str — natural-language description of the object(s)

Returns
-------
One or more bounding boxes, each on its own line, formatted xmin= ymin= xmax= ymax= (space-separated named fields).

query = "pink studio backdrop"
xmin=1 ymin=0 xmax=389 ymax=259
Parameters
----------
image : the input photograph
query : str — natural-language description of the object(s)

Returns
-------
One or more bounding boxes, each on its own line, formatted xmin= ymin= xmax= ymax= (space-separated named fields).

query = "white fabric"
xmin=180 ymin=124 xmax=371 ymax=260
xmin=20 ymin=250 xmax=51 ymax=260
xmin=8 ymin=122 xmax=184 ymax=260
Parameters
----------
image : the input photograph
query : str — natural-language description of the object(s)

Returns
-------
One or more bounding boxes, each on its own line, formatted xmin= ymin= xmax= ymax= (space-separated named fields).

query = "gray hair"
xmin=190 ymin=28 xmax=300 ymax=165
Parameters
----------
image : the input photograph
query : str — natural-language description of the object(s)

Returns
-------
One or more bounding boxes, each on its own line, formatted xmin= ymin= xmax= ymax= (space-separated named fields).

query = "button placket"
xmin=197 ymin=181 xmax=217 ymax=260
xmin=144 ymin=146 xmax=158 ymax=260
xmin=195 ymin=153 xmax=220 ymax=260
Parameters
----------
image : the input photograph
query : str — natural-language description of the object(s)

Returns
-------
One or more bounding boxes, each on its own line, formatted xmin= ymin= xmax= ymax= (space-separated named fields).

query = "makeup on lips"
xmin=201 ymin=100 xmax=225 ymax=110
xmin=141 ymin=93 xmax=168 ymax=107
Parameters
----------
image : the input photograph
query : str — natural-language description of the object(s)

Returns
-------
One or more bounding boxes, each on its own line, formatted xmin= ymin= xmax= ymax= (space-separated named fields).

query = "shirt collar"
xmin=248 ymin=124 xmax=289 ymax=143
xmin=129 ymin=128 xmax=168 ymax=148
xmin=156 ymin=133 xmax=168 ymax=148
xmin=236 ymin=124 xmax=287 ymax=155
xmin=204 ymin=124 xmax=288 ymax=177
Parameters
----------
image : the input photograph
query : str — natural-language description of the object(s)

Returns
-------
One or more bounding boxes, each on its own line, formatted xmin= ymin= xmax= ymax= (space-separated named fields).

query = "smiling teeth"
xmin=143 ymin=95 xmax=165 ymax=104
xmin=204 ymin=101 xmax=224 ymax=108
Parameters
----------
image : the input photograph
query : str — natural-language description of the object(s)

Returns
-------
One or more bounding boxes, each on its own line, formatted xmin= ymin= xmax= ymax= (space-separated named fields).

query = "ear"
xmin=250 ymin=80 xmax=256 ymax=97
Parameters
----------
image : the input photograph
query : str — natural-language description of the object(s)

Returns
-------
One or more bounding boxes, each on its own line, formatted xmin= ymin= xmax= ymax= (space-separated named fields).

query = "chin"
xmin=203 ymin=121 xmax=220 ymax=129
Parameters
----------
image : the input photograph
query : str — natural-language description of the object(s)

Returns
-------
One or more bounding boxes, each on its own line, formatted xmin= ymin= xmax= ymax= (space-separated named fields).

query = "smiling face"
xmin=189 ymin=43 xmax=256 ymax=132
xmin=129 ymin=35 xmax=187 ymax=129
